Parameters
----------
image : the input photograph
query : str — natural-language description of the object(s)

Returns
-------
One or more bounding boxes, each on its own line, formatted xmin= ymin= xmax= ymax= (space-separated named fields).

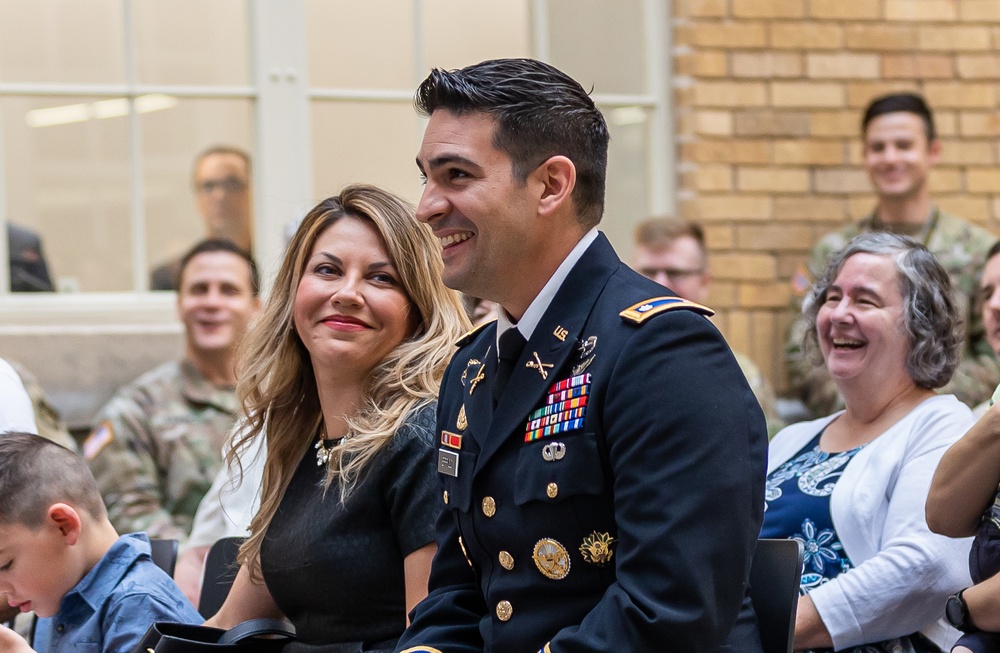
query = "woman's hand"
xmin=403 ymin=543 xmax=436 ymax=624
xmin=927 ymin=406 xmax=1000 ymax=537
xmin=0 ymin=625 xmax=34 ymax=653
xmin=205 ymin=563 xmax=283 ymax=629
xmin=963 ymin=572 xmax=1000 ymax=632
xmin=174 ymin=545 xmax=210 ymax=607
xmin=792 ymin=595 xmax=834 ymax=651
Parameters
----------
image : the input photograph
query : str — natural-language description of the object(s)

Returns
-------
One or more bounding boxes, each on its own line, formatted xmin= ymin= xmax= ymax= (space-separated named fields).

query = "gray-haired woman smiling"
xmin=761 ymin=232 xmax=973 ymax=653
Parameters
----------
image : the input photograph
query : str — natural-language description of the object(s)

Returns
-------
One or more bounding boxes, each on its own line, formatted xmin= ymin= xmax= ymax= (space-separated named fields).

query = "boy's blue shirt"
xmin=34 ymin=532 xmax=201 ymax=653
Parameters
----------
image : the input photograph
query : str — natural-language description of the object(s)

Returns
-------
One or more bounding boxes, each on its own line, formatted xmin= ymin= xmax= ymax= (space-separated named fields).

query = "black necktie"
xmin=494 ymin=328 xmax=527 ymax=407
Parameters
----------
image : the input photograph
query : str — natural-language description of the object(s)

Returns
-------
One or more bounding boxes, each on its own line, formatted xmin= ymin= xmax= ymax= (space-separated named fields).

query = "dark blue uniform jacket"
xmin=397 ymin=233 xmax=767 ymax=653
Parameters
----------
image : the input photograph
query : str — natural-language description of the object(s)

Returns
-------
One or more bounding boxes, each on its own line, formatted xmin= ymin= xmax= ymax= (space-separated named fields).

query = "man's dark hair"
xmin=192 ymin=145 xmax=252 ymax=180
xmin=0 ymin=432 xmax=107 ymax=528
xmin=987 ymin=240 xmax=1000 ymax=264
xmin=415 ymin=58 xmax=610 ymax=228
xmin=862 ymin=93 xmax=936 ymax=142
xmin=178 ymin=238 xmax=260 ymax=296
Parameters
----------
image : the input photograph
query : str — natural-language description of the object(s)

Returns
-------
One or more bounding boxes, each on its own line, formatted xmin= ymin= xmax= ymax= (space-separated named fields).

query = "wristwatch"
xmin=946 ymin=589 xmax=978 ymax=633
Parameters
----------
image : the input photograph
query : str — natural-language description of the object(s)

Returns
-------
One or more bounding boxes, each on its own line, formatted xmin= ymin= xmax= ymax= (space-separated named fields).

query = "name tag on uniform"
xmin=438 ymin=448 xmax=459 ymax=477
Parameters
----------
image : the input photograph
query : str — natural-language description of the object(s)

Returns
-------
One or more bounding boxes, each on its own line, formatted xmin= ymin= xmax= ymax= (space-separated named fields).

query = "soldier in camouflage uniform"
xmin=786 ymin=93 xmax=1000 ymax=417
xmin=84 ymin=239 xmax=260 ymax=542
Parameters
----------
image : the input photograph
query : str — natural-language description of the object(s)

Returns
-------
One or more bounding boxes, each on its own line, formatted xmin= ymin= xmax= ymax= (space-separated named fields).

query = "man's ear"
xmin=46 ymin=503 xmax=82 ymax=546
xmin=532 ymin=156 xmax=576 ymax=219
xmin=927 ymin=138 xmax=942 ymax=165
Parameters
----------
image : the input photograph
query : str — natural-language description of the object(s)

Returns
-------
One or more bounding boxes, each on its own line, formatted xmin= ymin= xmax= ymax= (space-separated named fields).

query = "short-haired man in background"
xmin=634 ymin=217 xmax=784 ymax=437
xmin=396 ymin=58 xmax=765 ymax=653
xmin=151 ymin=146 xmax=254 ymax=290
xmin=86 ymin=239 xmax=260 ymax=542
xmin=786 ymin=93 xmax=998 ymax=416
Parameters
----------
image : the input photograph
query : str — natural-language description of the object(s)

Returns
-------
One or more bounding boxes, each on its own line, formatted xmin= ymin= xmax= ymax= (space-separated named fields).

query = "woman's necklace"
xmin=315 ymin=431 xmax=348 ymax=466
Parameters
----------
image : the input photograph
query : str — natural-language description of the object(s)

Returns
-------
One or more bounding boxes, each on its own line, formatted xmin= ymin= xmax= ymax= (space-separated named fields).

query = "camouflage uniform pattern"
xmin=786 ymin=209 xmax=1000 ymax=416
xmin=734 ymin=351 xmax=785 ymax=439
xmin=8 ymin=360 xmax=76 ymax=452
xmin=84 ymin=359 xmax=238 ymax=542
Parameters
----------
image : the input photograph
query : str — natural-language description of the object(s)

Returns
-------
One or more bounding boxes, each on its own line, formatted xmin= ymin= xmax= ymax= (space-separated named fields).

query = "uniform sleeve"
xmin=384 ymin=403 xmax=441 ymax=556
xmin=544 ymin=310 xmax=767 ymax=652
xmin=808 ymin=410 xmax=975 ymax=649
xmin=86 ymin=393 xmax=187 ymax=541
xmin=396 ymin=372 xmax=488 ymax=653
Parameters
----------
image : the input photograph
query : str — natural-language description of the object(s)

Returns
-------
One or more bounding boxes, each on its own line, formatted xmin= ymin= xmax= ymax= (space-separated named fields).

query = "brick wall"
xmin=673 ymin=0 xmax=1000 ymax=394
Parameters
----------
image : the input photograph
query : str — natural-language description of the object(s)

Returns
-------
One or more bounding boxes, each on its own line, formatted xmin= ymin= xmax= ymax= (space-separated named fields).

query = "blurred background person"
xmin=633 ymin=216 xmax=784 ymax=437
xmin=786 ymin=93 xmax=998 ymax=418
xmin=764 ymin=233 xmax=973 ymax=653
xmin=85 ymin=239 xmax=260 ymax=542
xmin=205 ymin=185 xmax=469 ymax=652
xmin=151 ymin=146 xmax=254 ymax=290
xmin=8 ymin=223 xmax=53 ymax=292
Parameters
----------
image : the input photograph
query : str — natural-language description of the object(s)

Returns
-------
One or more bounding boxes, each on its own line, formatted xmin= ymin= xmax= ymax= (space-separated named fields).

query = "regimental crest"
xmin=580 ymin=531 xmax=617 ymax=567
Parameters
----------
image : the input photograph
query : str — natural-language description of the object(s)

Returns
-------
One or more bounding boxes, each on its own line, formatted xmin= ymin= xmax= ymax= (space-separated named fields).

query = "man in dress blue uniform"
xmin=396 ymin=58 xmax=767 ymax=653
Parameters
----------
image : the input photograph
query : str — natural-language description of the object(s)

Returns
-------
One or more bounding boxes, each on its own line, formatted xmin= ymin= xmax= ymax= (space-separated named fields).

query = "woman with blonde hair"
xmin=205 ymin=184 xmax=469 ymax=652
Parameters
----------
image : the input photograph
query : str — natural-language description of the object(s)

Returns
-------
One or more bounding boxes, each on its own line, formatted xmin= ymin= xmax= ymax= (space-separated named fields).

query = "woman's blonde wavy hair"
xmin=230 ymin=184 xmax=470 ymax=579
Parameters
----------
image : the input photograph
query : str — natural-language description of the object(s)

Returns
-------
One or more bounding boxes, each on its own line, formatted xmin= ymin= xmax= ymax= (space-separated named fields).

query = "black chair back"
xmin=198 ymin=536 xmax=246 ymax=618
xmin=149 ymin=538 xmax=179 ymax=576
xmin=749 ymin=538 xmax=804 ymax=653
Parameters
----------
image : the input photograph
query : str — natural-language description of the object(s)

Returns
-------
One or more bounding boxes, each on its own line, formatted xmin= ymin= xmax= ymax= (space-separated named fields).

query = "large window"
xmin=0 ymin=0 xmax=671 ymax=323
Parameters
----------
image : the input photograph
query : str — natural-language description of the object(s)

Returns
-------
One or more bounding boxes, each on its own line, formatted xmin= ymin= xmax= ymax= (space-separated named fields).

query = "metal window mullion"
xmin=123 ymin=0 xmax=148 ymax=291
xmin=0 ymin=104 xmax=9 ymax=296
xmin=0 ymin=83 xmax=256 ymax=98
xmin=644 ymin=0 xmax=672 ymax=215
xmin=308 ymin=88 xmax=414 ymax=102
xmin=532 ymin=0 xmax=550 ymax=62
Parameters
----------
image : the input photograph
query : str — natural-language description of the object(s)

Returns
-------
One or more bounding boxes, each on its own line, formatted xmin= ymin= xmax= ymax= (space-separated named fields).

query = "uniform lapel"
xmin=460 ymin=325 xmax=498 ymax=451
xmin=473 ymin=234 xmax=621 ymax=476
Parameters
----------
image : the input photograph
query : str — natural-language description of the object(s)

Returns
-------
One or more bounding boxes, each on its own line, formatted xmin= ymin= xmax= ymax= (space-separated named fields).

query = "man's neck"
xmin=500 ymin=226 xmax=591 ymax=323
xmin=186 ymin=348 xmax=237 ymax=386
xmin=874 ymin=193 xmax=933 ymax=226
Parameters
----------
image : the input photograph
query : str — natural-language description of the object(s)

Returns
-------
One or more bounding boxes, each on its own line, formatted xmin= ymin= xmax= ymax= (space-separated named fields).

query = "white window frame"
xmin=0 ymin=0 xmax=671 ymax=328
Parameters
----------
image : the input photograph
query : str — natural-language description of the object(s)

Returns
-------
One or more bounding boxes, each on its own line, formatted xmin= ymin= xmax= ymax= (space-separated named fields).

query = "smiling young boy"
xmin=0 ymin=432 xmax=200 ymax=653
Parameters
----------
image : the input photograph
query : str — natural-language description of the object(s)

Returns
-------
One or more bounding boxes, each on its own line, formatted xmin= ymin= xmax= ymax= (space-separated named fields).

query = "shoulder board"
xmin=455 ymin=319 xmax=495 ymax=347
xmin=620 ymin=297 xmax=714 ymax=324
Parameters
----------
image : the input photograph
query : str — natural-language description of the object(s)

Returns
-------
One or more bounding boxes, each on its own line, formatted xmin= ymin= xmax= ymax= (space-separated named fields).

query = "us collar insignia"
xmin=573 ymin=336 xmax=597 ymax=375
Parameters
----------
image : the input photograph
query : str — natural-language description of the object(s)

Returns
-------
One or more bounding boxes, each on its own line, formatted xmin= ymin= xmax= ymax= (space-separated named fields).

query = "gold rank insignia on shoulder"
xmin=580 ymin=531 xmax=617 ymax=567
xmin=619 ymin=296 xmax=714 ymax=324
xmin=533 ymin=538 xmax=571 ymax=580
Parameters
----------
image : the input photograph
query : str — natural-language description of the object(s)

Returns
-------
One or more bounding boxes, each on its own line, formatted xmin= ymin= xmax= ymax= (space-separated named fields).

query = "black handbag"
xmin=133 ymin=618 xmax=296 ymax=653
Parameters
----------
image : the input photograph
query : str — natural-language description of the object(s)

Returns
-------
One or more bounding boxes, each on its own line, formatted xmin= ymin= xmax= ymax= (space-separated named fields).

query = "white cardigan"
xmin=767 ymin=394 xmax=975 ymax=651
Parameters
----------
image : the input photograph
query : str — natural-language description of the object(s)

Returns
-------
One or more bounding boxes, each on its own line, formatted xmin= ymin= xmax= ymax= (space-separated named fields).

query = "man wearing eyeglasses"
xmin=150 ymin=145 xmax=254 ymax=290
xmin=633 ymin=217 xmax=784 ymax=438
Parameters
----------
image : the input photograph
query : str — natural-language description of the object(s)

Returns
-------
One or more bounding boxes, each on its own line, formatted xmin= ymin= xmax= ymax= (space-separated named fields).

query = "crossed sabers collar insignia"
xmin=460 ymin=346 xmax=491 ymax=396
xmin=526 ymin=352 xmax=553 ymax=380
